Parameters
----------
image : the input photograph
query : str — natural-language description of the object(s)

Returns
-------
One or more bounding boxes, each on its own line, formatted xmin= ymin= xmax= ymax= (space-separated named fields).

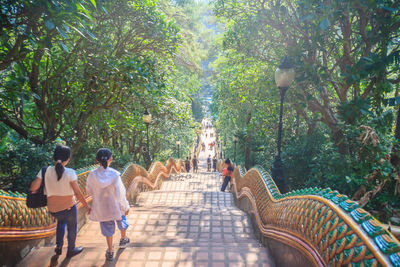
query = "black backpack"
xmin=26 ymin=166 xmax=48 ymax=208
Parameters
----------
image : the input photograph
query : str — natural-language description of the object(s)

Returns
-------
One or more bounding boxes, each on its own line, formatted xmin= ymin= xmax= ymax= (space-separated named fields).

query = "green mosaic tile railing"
xmin=230 ymin=164 xmax=400 ymax=266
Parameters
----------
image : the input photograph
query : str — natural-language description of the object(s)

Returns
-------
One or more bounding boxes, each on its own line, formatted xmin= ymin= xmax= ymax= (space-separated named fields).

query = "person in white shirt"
xmin=30 ymin=145 xmax=90 ymax=258
xmin=86 ymin=148 xmax=130 ymax=261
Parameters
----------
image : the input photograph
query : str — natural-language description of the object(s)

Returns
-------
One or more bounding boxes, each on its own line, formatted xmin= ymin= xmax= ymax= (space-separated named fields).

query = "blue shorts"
xmin=100 ymin=215 xmax=129 ymax=237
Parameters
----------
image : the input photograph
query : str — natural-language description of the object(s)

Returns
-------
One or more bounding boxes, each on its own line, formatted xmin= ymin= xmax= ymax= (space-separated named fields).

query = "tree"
xmin=0 ymin=0 xmax=181 ymax=152
xmin=0 ymin=0 xmax=201 ymax=188
xmin=212 ymin=0 xmax=400 ymax=220
xmin=213 ymin=0 xmax=400 ymax=154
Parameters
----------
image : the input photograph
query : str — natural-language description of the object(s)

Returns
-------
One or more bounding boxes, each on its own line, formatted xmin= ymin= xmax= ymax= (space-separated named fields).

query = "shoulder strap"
xmin=41 ymin=166 xmax=47 ymax=179
xmin=39 ymin=166 xmax=48 ymax=190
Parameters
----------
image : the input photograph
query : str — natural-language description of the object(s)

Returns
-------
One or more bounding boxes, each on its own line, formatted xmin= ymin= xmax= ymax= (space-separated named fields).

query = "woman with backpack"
xmin=29 ymin=145 xmax=91 ymax=258
xmin=221 ymin=159 xmax=234 ymax=192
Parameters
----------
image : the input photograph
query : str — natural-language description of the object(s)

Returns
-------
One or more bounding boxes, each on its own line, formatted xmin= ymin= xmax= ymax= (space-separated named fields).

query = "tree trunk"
xmin=245 ymin=112 xmax=252 ymax=170
xmin=244 ymin=136 xmax=251 ymax=170
xmin=112 ymin=132 xmax=118 ymax=150
xmin=332 ymin=128 xmax=349 ymax=155
xmin=102 ymin=129 xmax=110 ymax=146
xmin=308 ymin=98 xmax=349 ymax=155
xmin=0 ymin=115 xmax=45 ymax=144
xmin=119 ymin=135 xmax=124 ymax=154
xmin=391 ymin=107 xmax=400 ymax=166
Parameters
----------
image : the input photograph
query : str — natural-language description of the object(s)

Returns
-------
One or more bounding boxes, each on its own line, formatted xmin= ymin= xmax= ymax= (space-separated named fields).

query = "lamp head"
xmin=275 ymin=56 xmax=295 ymax=88
xmin=143 ymin=109 xmax=152 ymax=124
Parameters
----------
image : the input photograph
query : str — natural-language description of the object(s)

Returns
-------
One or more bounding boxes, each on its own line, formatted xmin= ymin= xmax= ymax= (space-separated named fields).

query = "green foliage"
xmin=338 ymin=98 xmax=373 ymax=124
xmin=0 ymin=0 xmax=204 ymax=190
xmin=0 ymin=0 xmax=181 ymax=147
xmin=0 ymin=135 xmax=53 ymax=193
xmin=212 ymin=0 xmax=400 ymax=221
xmin=282 ymin=111 xmax=400 ymax=222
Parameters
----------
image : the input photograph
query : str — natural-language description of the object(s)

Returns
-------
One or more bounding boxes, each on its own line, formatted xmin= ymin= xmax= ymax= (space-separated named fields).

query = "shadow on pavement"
xmin=56 ymin=256 xmax=70 ymax=267
xmin=48 ymin=255 xmax=59 ymax=267
xmin=100 ymin=248 xmax=125 ymax=267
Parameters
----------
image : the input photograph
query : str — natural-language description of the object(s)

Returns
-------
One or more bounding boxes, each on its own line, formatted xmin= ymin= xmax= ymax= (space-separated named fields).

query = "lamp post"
xmin=271 ymin=55 xmax=295 ymax=193
xmin=176 ymin=140 xmax=181 ymax=159
xmin=233 ymin=136 xmax=238 ymax=163
xmin=142 ymin=109 xmax=152 ymax=168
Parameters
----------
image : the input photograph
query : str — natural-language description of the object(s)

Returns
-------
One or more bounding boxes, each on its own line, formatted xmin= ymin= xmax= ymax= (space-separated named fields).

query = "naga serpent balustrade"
xmin=216 ymin=160 xmax=400 ymax=267
xmin=0 ymin=158 xmax=185 ymax=265
xmin=2 ymin=158 xmax=400 ymax=266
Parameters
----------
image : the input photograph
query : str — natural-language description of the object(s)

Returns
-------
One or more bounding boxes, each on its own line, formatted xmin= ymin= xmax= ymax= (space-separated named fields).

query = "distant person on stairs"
xmin=221 ymin=159 xmax=234 ymax=192
xmin=207 ymin=155 xmax=212 ymax=172
xmin=185 ymin=157 xmax=191 ymax=172
xmin=86 ymin=148 xmax=130 ymax=261
xmin=192 ymin=155 xmax=199 ymax=173
xmin=213 ymin=156 xmax=217 ymax=172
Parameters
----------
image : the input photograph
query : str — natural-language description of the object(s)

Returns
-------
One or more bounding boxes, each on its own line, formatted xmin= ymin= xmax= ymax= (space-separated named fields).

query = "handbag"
xmin=26 ymin=166 xmax=48 ymax=208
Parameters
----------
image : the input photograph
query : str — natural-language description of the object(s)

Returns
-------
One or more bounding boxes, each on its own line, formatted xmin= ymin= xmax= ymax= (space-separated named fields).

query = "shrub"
xmin=0 ymin=136 xmax=53 ymax=193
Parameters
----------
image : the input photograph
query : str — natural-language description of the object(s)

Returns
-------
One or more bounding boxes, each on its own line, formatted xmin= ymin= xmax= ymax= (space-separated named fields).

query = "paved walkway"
xmin=18 ymin=127 xmax=274 ymax=266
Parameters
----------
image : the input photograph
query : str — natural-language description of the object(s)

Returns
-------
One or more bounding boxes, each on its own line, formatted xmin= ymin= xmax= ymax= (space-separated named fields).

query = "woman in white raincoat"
xmin=86 ymin=148 xmax=130 ymax=261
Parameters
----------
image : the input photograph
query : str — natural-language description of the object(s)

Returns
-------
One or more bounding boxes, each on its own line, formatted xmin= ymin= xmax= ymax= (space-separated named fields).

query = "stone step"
xmin=18 ymin=243 xmax=273 ymax=267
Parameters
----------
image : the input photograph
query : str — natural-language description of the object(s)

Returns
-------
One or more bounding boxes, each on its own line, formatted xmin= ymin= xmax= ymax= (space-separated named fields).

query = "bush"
xmin=111 ymin=153 xmax=136 ymax=170
xmin=0 ymin=135 xmax=53 ymax=193
xmin=282 ymin=117 xmax=400 ymax=223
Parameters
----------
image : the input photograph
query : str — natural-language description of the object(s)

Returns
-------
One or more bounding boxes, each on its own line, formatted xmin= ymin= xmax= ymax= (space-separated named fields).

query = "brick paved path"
xmin=18 ymin=129 xmax=274 ymax=266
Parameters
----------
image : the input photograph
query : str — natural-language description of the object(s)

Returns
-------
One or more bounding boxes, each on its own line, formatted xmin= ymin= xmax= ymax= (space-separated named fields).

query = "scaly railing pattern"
xmin=228 ymin=164 xmax=400 ymax=267
xmin=0 ymin=159 xmax=184 ymax=241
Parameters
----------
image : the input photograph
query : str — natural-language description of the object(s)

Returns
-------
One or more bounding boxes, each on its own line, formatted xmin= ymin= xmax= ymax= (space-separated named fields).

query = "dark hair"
xmin=53 ymin=145 xmax=71 ymax=181
xmin=96 ymin=148 xmax=112 ymax=169
xmin=225 ymin=159 xmax=231 ymax=165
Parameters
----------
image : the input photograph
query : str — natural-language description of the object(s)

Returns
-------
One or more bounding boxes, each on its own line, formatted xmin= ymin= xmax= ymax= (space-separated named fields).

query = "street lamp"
xmin=176 ymin=140 xmax=181 ymax=158
xmin=142 ymin=109 xmax=152 ymax=168
xmin=271 ymin=55 xmax=295 ymax=193
xmin=233 ymin=136 xmax=238 ymax=163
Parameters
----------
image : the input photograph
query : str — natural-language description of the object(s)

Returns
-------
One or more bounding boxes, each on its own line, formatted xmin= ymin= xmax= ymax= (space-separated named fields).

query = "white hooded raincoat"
xmin=86 ymin=167 xmax=129 ymax=222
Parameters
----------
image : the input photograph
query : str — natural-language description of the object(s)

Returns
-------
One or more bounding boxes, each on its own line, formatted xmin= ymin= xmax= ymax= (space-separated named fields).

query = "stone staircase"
xmin=17 ymin=170 xmax=274 ymax=267
xmin=17 ymin=127 xmax=274 ymax=267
